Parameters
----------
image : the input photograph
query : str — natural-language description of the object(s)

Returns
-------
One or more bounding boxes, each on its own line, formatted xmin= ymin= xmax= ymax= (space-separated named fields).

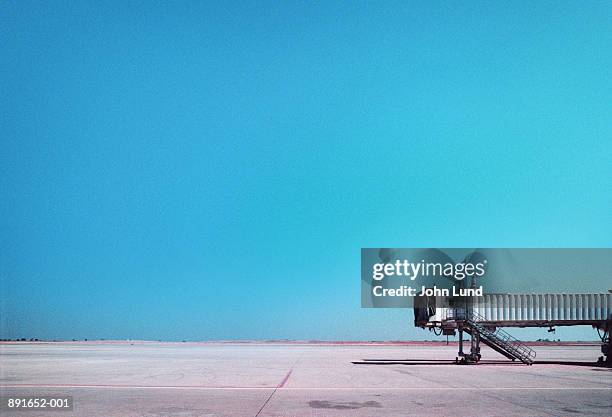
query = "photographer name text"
xmin=373 ymin=285 xmax=484 ymax=297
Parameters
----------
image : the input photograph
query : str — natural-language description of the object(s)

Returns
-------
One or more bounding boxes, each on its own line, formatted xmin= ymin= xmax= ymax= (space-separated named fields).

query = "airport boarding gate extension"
xmin=414 ymin=293 xmax=612 ymax=365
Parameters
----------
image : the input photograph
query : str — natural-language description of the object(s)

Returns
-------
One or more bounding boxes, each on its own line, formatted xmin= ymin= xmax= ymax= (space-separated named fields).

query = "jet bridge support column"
xmin=456 ymin=323 xmax=482 ymax=364
xmin=470 ymin=330 xmax=481 ymax=361
xmin=598 ymin=323 xmax=610 ymax=366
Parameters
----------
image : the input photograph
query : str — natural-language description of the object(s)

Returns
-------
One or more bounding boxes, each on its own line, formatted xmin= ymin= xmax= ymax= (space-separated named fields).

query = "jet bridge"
xmin=415 ymin=292 xmax=612 ymax=365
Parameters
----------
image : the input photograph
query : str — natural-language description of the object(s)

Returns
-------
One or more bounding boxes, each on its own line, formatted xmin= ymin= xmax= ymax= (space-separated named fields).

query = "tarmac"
xmin=0 ymin=342 xmax=610 ymax=416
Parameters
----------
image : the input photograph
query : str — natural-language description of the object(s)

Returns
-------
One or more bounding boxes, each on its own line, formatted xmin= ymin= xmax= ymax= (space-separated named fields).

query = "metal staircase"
xmin=452 ymin=310 xmax=536 ymax=365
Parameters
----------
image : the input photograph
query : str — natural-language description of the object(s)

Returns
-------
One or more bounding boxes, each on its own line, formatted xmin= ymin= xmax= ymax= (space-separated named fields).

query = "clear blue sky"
xmin=1 ymin=1 xmax=611 ymax=341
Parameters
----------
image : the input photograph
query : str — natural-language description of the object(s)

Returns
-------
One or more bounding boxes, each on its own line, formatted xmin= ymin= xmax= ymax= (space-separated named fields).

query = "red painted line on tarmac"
xmin=0 ymin=383 xmax=269 ymax=390
xmin=277 ymin=370 xmax=292 ymax=388
xmin=2 ymin=384 xmax=609 ymax=391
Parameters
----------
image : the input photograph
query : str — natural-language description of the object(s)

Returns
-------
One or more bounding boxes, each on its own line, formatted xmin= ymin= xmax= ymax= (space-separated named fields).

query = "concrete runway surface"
xmin=1 ymin=342 xmax=610 ymax=417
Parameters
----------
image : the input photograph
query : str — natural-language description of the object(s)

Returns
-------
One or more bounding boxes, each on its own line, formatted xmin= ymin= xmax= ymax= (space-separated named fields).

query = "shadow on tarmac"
xmin=353 ymin=359 xmax=605 ymax=367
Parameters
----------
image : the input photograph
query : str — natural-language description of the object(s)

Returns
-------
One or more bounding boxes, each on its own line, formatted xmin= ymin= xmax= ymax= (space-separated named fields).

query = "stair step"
xmin=466 ymin=317 xmax=535 ymax=365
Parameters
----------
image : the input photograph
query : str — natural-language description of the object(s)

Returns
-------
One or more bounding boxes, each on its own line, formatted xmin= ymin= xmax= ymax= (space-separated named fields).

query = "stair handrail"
xmin=450 ymin=308 xmax=537 ymax=361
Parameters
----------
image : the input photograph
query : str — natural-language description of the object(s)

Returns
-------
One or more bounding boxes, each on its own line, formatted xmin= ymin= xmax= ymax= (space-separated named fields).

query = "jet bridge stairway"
xmin=453 ymin=311 xmax=536 ymax=365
